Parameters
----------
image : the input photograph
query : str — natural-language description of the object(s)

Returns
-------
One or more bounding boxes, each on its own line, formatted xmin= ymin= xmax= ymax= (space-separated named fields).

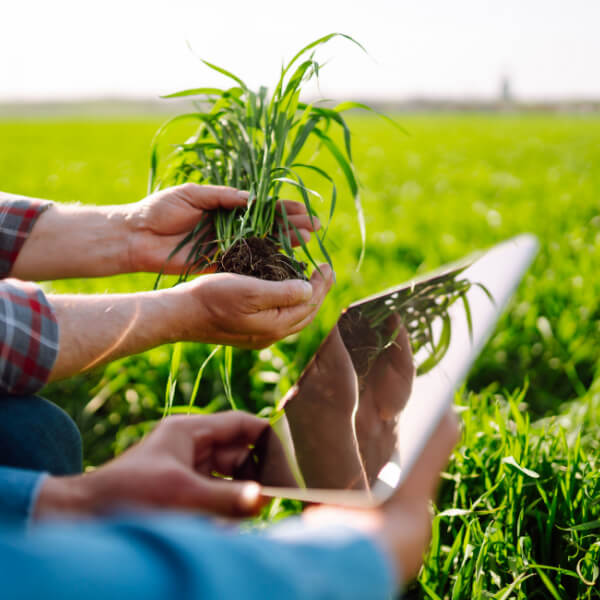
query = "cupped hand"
xmin=302 ymin=408 xmax=459 ymax=585
xmin=170 ymin=263 xmax=334 ymax=349
xmin=124 ymin=183 xmax=321 ymax=274
xmin=34 ymin=412 xmax=278 ymax=520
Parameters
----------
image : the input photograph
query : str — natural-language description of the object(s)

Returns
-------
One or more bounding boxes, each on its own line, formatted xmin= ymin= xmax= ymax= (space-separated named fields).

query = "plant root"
xmin=216 ymin=237 xmax=307 ymax=281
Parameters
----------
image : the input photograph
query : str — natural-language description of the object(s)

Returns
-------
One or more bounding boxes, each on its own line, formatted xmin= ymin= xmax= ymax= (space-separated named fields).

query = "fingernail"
xmin=300 ymin=281 xmax=313 ymax=299
xmin=237 ymin=190 xmax=250 ymax=199
xmin=319 ymin=263 xmax=332 ymax=277
xmin=239 ymin=482 xmax=261 ymax=513
xmin=300 ymin=229 xmax=311 ymax=242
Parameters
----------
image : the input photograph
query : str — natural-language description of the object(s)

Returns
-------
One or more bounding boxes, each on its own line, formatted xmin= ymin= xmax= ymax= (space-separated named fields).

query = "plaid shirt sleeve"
xmin=0 ymin=193 xmax=58 ymax=394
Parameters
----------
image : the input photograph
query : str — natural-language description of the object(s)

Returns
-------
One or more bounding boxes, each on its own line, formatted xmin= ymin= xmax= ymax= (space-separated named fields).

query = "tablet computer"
xmin=236 ymin=234 xmax=538 ymax=507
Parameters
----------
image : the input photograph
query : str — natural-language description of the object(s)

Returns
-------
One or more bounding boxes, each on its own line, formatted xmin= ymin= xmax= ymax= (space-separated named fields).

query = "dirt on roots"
xmin=216 ymin=237 xmax=307 ymax=281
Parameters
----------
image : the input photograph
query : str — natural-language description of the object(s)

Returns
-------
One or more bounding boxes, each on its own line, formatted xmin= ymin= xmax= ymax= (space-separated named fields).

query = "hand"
xmin=34 ymin=412 xmax=278 ymax=520
xmin=169 ymin=263 xmax=334 ymax=349
xmin=284 ymin=314 xmax=415 ymax=489
xmin=302 ymin=408 xmax=459 ymax=584
xmin=284 ymin=325 xmax=367 ymax=489
xmin=354 ymin=316 xmax=415 ymax=483
xmin=125 ymin=183 xmax=321 ymax=274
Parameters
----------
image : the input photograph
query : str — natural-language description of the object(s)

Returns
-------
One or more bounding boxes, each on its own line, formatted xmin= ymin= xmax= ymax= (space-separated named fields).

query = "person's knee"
xmin=0 ymin=394 xmax=83 ymax=475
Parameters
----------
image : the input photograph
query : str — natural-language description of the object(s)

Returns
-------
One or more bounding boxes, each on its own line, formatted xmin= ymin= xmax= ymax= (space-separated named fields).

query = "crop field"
xmin=1 ymin=113 xmax=599 ymax=598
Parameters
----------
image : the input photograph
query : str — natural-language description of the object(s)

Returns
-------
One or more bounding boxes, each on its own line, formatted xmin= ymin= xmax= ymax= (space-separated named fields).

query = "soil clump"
xmin=216 ymin=237 xmax=307 ymax=281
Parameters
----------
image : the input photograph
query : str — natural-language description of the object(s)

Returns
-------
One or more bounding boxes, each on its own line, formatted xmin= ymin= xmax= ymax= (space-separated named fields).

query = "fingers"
xmin=176 ymin=183 xmax=249 ymax=211
xmin=245 ymin=276 xmax=314 ymax=311
xmin=160 ymin=411 xmax=269 ymax=449
xmin=387 ymin=408 xmax=460 ymax=505
xmin=184 ymin=476 xmax=264 ymax=517
xmin=278 ymin=264 xmax=334 ymax=332
xmin=247 ymin=264 xmax=333 ymax=343
xmin=277 ymin=200 xmax=309 ymax=216
xmin=276 ymin=200 xmax=321 ymax=247
xmin=192 ymin=411 xmax=269 ymax=446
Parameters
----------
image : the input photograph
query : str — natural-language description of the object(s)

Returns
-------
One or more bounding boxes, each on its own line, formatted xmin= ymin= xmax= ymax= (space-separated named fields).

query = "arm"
xmin=7 ymin=184 xmax=320 ymax=281
xmin=6 ymin=409 xmax=459 ymax=599
xmin=47 ymin=265 xmax=331 ymax=382
xmin=0 ymin=195 xmax=60 ymax=394
xmin=18 ymin=412 xmax=458 ymax=599
xmin=0 ymin=466 xmax=46 ymax=527
xmin=9 ymin=201 xmax=132 ymax=280
xmin=0 ymin=514 xmax=396 ymax=600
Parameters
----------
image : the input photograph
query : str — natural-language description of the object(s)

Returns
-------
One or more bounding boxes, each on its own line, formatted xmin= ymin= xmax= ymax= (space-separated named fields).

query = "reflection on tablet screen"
xmin=241 ymin=235 xmax=538 ymax=505
xmin=282 ymin=264 xmax=474 ymax=491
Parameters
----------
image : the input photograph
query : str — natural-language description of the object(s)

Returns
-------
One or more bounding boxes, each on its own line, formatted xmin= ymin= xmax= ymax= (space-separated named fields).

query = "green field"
xmin=2 ymin=114 xmax=599 ymax=598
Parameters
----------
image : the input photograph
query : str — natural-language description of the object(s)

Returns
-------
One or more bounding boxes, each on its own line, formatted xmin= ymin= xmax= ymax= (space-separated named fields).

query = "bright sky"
xmin=1 ymin=0 xmax=599 ymax=102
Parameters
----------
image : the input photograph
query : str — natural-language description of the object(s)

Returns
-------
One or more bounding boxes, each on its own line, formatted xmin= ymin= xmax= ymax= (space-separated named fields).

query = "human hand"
xmin=283 ymin=325 xmax=367 ymax=489
xmin=302 ymin=408 xmax=459 ymax=584
xmin=354 ymin=316 xmax=415 ymax=483
xmin=124 ymin=183 xmax=321 ymax=274
xmin=34 ymin=412 xmax=278 ymax=520
xmin=167 ymin=263 xmax=334 ymax=349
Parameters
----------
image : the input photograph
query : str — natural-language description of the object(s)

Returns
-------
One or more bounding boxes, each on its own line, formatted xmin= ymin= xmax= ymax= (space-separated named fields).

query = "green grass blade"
xmin=291 ymin=162 xmax=337 ymax=239
xmin=283 ymin=33 xmax=367 ymax=79
xmin=148 ymin=113 xmax=209 ymax=193
xmin=461 ymin=292 xmax=474 ymax=342
xmin=313 ymin=128 xmax=365 ymax=268
xmin=200 ymin=59 xmax=247 ymax=88
xmin=161 ymin=87 xmax=225 ymax=99
xmin=187 ymin=346 xmax=221 ymax=414
xmin=334 ymin=100 xmax=408 ymax=134
xmin=163 ymin=342 xmax=183 ymax=417
xmin=534 ymin=567 xmax=562 ymax=600
xmin=220 ymin=345 xmax=237 ymax=410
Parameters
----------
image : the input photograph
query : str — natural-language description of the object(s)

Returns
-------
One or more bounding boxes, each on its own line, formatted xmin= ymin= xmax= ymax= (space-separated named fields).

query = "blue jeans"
xmin=0 ymin=394 xmax=82 ymax=475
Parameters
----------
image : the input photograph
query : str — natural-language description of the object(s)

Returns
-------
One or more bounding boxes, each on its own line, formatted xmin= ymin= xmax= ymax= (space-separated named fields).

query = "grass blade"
xmin=187 ymin=346 xmax=221 ymax=414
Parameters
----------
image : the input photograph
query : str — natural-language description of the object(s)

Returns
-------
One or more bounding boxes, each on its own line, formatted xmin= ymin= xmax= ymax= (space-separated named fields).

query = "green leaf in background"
xmin=163 ymin=341 xmax=183 ymax=417
xmin=502 ymin=455 xmax=541 ymax=479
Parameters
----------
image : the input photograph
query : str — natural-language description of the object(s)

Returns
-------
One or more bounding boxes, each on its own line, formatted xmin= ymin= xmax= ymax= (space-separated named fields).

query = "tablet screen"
xmin=251 ymin=235 xmax=538 ymax=506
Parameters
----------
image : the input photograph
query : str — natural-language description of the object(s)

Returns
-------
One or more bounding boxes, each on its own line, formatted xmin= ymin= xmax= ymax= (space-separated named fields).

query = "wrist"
xmin=161 ymin=280 xmax=211 ymax=344
xmin=33 ymin=474 xmax=93 ymax=520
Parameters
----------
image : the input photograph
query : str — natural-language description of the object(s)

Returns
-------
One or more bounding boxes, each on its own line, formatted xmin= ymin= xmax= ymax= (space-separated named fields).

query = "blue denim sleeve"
xmin=0 ymin=514 xmax=399 ymax=600
xmin=0 ymin=466 xmax=47 ymax=527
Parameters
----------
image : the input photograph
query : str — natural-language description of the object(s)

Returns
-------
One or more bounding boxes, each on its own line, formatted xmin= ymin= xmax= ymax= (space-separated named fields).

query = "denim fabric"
xmin=0 ymin=394 xmax=82 ymax=475
xmin=0 ymin=466 xmax=46 ymax=524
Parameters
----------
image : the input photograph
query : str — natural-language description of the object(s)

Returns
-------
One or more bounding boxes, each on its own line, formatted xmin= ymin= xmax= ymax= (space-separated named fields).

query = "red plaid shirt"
xmin=0 ymin=193 xmax=58 ymax=394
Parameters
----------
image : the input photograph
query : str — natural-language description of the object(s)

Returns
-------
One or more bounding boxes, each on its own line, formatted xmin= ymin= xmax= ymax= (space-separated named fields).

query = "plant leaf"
xmin=200 ymin=59 xmax=247 ymax=88
xmin=161 ymin=87 xmax=226 ymax=99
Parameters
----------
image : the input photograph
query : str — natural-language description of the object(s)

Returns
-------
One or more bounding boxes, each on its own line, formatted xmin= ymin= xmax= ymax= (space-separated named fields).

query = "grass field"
xmin=1 ymin=114 xmax=599 ymax=598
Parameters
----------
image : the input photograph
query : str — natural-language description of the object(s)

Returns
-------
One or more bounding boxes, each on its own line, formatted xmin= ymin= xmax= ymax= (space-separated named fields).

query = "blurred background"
xmin=2 ymin=0 xmax=600 ymax=111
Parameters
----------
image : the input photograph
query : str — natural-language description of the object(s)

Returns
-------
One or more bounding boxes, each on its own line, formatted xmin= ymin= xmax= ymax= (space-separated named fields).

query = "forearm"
xmin=0 ymin=515 xmax=397 ymax=600
xmin=48 ymin=289 xmax=181 ymax=381
xmin=11 ymin=202 xmax=132 ymax=280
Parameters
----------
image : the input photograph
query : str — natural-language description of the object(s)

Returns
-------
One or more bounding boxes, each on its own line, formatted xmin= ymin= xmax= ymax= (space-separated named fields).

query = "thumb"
xmin=185 ymin=476 xmax=264 ymax=517
xmin=177 ymin=183 xmax=249 ymax=211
